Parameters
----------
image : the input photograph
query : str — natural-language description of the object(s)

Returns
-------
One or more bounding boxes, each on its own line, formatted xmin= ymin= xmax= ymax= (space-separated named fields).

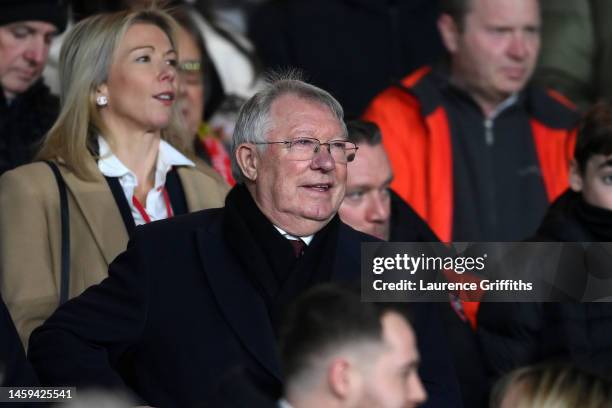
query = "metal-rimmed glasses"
xmin=178 ymin=60 xmax=202 ymax=85
xmin=253 ymin=137 xmax=359 ymax=163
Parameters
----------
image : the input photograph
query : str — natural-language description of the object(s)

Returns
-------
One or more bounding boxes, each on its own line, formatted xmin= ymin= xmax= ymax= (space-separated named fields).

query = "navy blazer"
xmin=27 ymin=208 xmax=374 ymax=406
xmin=28 ymin=207 xmax=461 ymax=407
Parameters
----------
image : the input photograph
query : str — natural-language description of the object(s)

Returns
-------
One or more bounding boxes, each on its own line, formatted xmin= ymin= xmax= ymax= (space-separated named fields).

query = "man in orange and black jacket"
xmin=364 ymin=0 xmax=579 ymax=244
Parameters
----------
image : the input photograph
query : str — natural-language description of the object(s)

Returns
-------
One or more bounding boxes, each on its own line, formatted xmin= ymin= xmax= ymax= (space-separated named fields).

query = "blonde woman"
xmin=0 ymin=7 xmax=228 ymax=347
xmin=492 ymin=363 xmax=612 ymax=408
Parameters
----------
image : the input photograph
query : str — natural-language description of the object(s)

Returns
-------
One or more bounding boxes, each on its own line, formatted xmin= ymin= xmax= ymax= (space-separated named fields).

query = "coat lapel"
xmin=177 ymin=167 xmax=228 ymax=212
xmin=61 ymin=162 xmax=129 ymax=265
xmin=196 ymin=221 xmax=282 ymax=382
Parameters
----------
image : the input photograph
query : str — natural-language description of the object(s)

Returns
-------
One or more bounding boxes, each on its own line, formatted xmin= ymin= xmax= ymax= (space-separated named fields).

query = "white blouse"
xmin=97 ymin=136 xmax=194 ymax=226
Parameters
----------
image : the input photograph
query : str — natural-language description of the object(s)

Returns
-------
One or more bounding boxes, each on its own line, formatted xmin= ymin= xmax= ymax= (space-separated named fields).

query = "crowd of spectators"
xmin=1 ymin=0 xmax=612 ymax=407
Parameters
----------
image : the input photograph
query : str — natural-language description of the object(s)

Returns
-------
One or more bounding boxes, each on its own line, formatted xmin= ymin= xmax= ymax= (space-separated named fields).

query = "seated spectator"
xmin=278 ymin=284 xmax=427 ymax=408
xmin=0 ymin=6 xmax=228 ymax=347
xmin=339 ymin=119 xmax=486 ymax=407
xmin=27 ymin=73 xmax=376 ymax=407
xmin=478 ymin=102 xmax=612 ymax=390
xmin=491 ymin=363 xmax=612 ymax=408
xmin=0 ymin=0 xmax=67 ymax=176
xmin=338 ymin=119 xmax=438 ymax=242
xmin=0 ymin=294 xmax=37 ymax=387
xmin=172 ymin=7 xmax=235 ymax=185
xmin=537 ymin=101 xmax=612 ymax=242
xmin=364 ymin=0 xmax=579 ymax=242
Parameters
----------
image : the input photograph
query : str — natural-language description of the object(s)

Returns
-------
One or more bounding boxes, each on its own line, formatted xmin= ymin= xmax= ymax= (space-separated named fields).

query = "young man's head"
xmin=570 ymin=102 xmax=612 ymax=210
xmin=0 ymin=0 xmax=67 ymax=101
xmin=437 ymin=0 xmax=541 ymax=115
xmin=339 ymin=120 xmax=393 ymax=241
xmin=279 ymin=285 xmax=426 ymax=408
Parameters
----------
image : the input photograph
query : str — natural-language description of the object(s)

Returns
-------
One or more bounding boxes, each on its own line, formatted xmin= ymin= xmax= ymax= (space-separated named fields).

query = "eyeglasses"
xmin=253 ymin=137 xmax=359 ymax=163
xmin=178 ymin=60 xmax=203 ymax=85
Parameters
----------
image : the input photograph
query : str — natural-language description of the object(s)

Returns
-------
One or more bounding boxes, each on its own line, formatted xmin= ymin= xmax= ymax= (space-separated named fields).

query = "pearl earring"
xmin=96 ymin=95 xmax=108 ymax=107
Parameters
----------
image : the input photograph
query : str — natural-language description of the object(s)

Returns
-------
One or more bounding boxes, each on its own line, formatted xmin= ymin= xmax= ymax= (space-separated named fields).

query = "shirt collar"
xmin=97 ymin=135 xmax=195 ymax=181
xmin=97 ymin=136 xmax=131 ymax=178
xmin=153 ymin=139 xmax=195 ymax=187
xmin=273 ymin=225 xmax=314 ymax=245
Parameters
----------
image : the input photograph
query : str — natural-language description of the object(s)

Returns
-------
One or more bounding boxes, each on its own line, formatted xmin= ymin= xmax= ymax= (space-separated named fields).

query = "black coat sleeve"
xmin=28 ymin=233 xmax=149 ymax=400
xmin=0 ymin=295 xmax=38 ymax=387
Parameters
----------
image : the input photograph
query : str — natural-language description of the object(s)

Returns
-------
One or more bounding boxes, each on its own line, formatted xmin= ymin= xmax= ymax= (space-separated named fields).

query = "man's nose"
xmin=366 ymin=193 xmax=390 ymax=223
xmin=24 ymin=38 xmax=48 ymax=66
xmin=310 ymin=145 xmax=335 ymax=171
xmin=507 ymin=33 xmax=529 ymax=60
xmin=406 ymin=374 xmax=427 ymax=407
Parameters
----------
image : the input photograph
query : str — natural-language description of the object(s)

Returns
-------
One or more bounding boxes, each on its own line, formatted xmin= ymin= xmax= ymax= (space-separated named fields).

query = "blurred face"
xmin=250 ymin=94 xmax=347 ymax=236
xmin=570 ymin=155 xmax=612 ymax=211
xmin=98 ymin=23 xmax=177 ymax=136
xmin=0 ymin=21 xmax=57 ymax=100
xmin=340 ymin=143 xmax=392 ymax=240
xmin=176 ymin=26 xmax=204 ymax=136
xmin=440 ymin=0 xmax=540 ymax=110
xmin=355 ymin=312 xmax=427 ymax=408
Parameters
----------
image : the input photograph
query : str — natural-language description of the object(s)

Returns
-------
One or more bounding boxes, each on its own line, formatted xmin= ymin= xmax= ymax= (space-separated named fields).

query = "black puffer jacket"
xmin=478 ymin=190 xmax=612 ymax=385
xmin=0 ymin=80 xmax=59 ymax=176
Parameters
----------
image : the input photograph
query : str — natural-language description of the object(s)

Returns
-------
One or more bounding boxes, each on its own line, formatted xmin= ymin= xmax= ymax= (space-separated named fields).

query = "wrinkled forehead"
xmin=267 ymin=94 xmax=345 ymax=140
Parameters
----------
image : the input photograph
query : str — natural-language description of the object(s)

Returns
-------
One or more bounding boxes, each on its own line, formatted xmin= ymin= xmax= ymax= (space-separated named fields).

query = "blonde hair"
xmin=491 ymin=363 xmax=612 ymax=408
xmin=37 ymin=6 xmax=187 ymax=180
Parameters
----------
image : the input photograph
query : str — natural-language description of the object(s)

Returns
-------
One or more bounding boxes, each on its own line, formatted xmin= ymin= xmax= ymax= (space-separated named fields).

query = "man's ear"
xmin=236 ymin=144 xmax=259 ymax=181
xmin=569 ymin=159 xmax=584 ymax=192
xmin=327 ymin=358 xmax=355 ymax=400
xmin=438 ymin=14 xmax=460 ymax=54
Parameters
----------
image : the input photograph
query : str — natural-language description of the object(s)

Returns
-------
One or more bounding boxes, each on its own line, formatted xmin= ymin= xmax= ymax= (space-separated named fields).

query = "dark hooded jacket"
xmin=478 ymin=190 xmax=612 ymax=386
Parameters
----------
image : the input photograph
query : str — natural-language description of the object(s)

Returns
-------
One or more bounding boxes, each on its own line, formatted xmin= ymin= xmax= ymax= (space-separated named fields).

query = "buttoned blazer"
xmin=0 ymin=158 xmax=229 ymax=347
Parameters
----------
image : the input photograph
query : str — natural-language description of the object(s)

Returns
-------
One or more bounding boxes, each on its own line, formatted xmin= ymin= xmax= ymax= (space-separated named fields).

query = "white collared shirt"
xmin=97 ymin=136 xmax=195 ymax=226
xmin=273 ymin=225 xmax=314 ymax=245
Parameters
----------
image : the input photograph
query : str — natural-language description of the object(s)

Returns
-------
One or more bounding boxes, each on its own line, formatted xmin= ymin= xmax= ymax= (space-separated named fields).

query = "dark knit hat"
xmin=0 ymin=0 xmax=68 ymax=32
